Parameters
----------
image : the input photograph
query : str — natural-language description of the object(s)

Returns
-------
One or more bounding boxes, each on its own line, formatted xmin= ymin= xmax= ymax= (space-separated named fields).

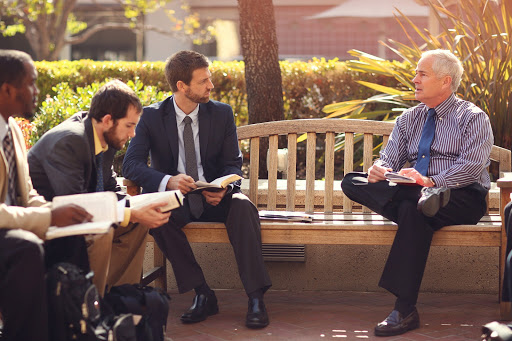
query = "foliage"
xmin=26 ymin=59 xmax=400 ymax=176
xmin=29 ymin=78 xmax=171 ymax=146
xmin=34 ymin=58 xmax=399 ymax=130
xmin=0 ymin=0 xmax=214 ymax=60
xmin=323 ymin=0 xmax=512 ymax=150
xmin=13 ymin=118 xmax=33 ymax=150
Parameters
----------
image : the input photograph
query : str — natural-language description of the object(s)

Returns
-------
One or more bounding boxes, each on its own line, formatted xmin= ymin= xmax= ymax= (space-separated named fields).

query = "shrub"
xmin=34 ymin=59 xmax=400 ymax=132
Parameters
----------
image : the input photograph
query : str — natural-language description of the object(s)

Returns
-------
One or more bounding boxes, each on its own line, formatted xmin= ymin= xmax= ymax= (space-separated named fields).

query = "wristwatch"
xmin=429 ymin=177 xmax=436 ymax=187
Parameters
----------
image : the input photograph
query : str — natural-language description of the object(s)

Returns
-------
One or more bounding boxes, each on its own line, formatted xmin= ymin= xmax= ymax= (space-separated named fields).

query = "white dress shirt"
xmin=158 ymin=98 xmax=207 ymax=191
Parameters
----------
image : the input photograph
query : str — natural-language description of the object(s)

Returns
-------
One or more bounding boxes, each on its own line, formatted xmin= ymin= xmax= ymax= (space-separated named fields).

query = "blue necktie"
xmin=3 ymin=128 xmax=18 ymax=205
xmin=415 ymin=108 xmax=436 ymax=176
xmin=95 ymin=152 xmax=104 ymax=192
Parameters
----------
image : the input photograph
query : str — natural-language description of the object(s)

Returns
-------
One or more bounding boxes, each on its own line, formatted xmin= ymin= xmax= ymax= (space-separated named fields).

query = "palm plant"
xmin=325 ymin=0 xmax=512 ymax=150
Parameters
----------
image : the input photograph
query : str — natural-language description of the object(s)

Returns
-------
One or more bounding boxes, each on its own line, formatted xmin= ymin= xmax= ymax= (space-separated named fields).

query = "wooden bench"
xmin=127 ymin=118 xmax=512 ymax=318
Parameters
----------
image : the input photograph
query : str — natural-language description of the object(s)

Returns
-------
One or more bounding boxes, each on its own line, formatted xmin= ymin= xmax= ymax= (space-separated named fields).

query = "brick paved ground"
xmin=165 ymin=290 xmax=499 ymax=340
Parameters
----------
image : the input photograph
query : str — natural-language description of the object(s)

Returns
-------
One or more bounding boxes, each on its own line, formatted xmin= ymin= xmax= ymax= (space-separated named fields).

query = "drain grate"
xmin=262 ymin=244 xmax=305 ymax=262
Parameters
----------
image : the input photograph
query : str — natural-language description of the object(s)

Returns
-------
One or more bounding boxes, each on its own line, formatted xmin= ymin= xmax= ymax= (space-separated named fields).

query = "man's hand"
xmin=398 ymin=168 xmax=432 ymax=187
xmin=131 ymin=201 xmax=171 ymax=228
xmin=367 ymin=164 xmax=392 ymax=183
xmin=51 ymin=204 xmax=93 ymax=227
xmin=166 ymin=174 xmax=197 ymax=194
xmin=202 ymin=188 xmax=227 ymax=206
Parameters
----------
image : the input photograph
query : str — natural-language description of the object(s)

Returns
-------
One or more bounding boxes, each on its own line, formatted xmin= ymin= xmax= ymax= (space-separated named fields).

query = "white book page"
xmin=129 ymin=190 xmax=184 ymax=212
xmin=52 ymin=192 xmax=118 ymax=222
xmin=46 ymin=221 xmax=113 ymax=240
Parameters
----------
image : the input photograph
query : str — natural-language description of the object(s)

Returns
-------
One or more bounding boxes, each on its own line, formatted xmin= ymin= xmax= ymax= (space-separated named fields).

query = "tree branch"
xmin=65 ymin=22 xmax=190 ymax=46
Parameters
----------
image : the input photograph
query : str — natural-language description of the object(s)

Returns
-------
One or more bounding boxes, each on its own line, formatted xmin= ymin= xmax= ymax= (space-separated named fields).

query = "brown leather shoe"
xmin=374 ymin=308 xmax=420 ymax=336
xmin=417 ymin=187 xmax=450 ymax=217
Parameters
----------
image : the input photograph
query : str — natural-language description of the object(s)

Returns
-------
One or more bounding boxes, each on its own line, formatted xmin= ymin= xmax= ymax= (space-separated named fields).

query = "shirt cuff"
xmin=120 ymin=208 xmax=131 ymax=227
xmin=159 ymin=175 xmax=172 ymax=192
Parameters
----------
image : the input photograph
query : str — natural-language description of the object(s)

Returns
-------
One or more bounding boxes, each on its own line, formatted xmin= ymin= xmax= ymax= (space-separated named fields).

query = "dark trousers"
xmin=502 ymin=201 xmax=512 ymax=301
xmin=0 ymin=229 xmax=48 ymax=341
xmin=341 ymin=172 xmax=487 ymax=306
xmin=150 ymin=191 xmax=272 ymax=295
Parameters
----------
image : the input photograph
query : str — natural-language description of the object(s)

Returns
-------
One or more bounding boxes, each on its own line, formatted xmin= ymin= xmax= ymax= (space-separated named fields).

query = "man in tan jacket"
xmin=0 ymin=50 xmax=92 ymax=341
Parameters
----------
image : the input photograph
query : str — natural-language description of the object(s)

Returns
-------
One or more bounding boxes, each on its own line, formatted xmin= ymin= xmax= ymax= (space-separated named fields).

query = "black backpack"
xmin=104 ymin=284 xmax=171 ymax=341
xmin=47 ymin=262 xmax=138 ymax=341
xmin=47 ymin=262 xmax=101 ymax=341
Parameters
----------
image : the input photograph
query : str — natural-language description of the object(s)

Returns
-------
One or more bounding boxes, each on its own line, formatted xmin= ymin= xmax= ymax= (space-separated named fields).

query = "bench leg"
xmin=500 ymin=188 xmax=512 ymax=320
xmin=141 ymin=236 xmax=167 ymax=291
xmin=501 ymin=301 xmax=512 ymax=320
xmin=153 ymin=243 xmax=167 ymax=291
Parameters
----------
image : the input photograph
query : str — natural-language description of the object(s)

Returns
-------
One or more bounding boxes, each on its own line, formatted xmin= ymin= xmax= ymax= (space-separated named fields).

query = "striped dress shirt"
xmin=376 ymin=93 xmax=494 ymax=189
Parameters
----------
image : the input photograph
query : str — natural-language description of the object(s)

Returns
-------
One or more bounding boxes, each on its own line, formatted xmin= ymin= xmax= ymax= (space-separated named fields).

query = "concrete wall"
xmin=144 ymin=242 xmax=499 ymax=295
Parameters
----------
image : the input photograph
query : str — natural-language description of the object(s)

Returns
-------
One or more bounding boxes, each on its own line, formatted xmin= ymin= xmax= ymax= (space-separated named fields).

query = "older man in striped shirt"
xmin=342 ymin=49 xmax=493 ymax=337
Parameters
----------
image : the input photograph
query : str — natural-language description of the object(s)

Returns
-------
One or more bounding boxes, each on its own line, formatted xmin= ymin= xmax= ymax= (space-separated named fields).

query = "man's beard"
xmin=185 ymin=88 xmax=210 ymax=104
xmin=104 ymin=123 xmax=125 ymax=150
xmin=16 ymin=94 xmax=36 ymax=119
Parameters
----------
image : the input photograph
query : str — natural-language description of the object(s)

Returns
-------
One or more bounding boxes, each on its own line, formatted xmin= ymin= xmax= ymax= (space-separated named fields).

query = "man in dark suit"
xmin=28 ymin=80 xmax=170 ymax=295
xmin=0 ymin=50 xmax=92 ymax=341
xmin=122 ymin=50 xmax=272 ymax=328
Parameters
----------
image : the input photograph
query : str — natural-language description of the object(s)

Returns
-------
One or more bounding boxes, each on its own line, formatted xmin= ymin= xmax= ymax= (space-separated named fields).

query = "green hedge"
xmin=33 ymin=58 xmax=400 ymax=135
xmin=20 ymin=58 xmax=401 ymax=176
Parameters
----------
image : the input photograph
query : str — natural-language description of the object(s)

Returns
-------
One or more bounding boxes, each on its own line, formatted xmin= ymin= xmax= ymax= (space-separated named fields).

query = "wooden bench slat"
xmin=182 ymin=221 xmax=501 ymax=247
xmin=286 ymin=134 xmax=298 ymax=211
xmin=236 ymin=119 xmax=396 ymax=138
xmin=267 ymin=135 xmax=279 ymax=210
xmin=324 ymin=132 xmax=335 ymax=213
xmin=343 ymin=132 xmax=354 ymax=213
xmin=362 ymin=133 xmax=373 ymax=213
xmin=249 ymin=137 xmax=260 ymax=206
xmin=305 ymin=132 xmax=316 ymax=213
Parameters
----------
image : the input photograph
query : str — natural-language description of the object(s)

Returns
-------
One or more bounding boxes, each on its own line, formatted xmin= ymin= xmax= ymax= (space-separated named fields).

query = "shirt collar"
xmin=92 ymin=124 xmax=108 ymax=155
xmin=173 ymin=98 xmax=199 ymax=125
xmin=431 ymin=93 xmax=457 ymax=118
xmin=0 ymin=114 xmax=8 ymax=142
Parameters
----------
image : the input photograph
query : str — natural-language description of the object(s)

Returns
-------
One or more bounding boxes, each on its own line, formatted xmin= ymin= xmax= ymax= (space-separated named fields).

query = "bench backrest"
xmin=237 ymin=118 xmax=511 ymax=214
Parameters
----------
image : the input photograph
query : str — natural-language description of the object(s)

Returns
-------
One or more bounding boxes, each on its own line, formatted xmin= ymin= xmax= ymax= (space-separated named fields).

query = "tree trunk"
xmin=238 ymin=0 xmax=283 ymax=124
xmin=238 ymin=0 xmax=284 ymax=178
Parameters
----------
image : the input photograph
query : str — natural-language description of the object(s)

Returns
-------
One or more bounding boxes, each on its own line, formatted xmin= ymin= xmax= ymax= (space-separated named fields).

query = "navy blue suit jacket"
xmin=122 ymin=96 xmax=242 ymax=193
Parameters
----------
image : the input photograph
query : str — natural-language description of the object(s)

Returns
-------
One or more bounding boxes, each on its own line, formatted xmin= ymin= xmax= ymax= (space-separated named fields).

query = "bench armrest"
xmin=122 ymin=178 xmax=141 ymax=196
xmin=498 ymin=172 xmax=512 ymax=189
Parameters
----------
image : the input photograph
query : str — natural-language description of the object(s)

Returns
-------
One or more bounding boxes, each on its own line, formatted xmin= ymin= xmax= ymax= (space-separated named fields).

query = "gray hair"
xmin=421 ymin=49 xmax=464 ymax=92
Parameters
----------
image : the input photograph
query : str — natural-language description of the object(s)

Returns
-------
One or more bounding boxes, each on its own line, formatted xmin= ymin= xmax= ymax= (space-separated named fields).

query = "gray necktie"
xmin=3 ymin=128 xmax=18 ymax=205
xmin=183 ymin=116 xmax=203 ymax=218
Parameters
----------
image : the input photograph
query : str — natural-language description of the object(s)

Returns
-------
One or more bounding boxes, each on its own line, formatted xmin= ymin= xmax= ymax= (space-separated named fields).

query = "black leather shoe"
xmin=245 ymin=298 xmax=269 ymax=329
xmin=417 ymin=187 xmax=450 ymax=217
xmin=180 ymin=291 xmax=219 ymax=323
xmin=374 ymin=308 xmax=420 ymax=336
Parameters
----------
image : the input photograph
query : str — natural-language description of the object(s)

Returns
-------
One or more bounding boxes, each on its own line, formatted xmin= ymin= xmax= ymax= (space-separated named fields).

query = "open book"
xmin=46 ymin=192 xmax=119 ymax=240
xmin=129 ymin=190 xmax=184 ymax=212
xmin=259 ymin=210 xmax=314 ymax=223
xmin=193 ymin=174 xmax=242 ymax=192
xmin=384 ymin=171 xmax=417 ymax=184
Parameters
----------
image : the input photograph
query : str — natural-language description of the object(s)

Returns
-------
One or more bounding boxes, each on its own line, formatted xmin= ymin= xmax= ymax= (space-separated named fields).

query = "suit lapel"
xmin=84 ymin=115 xmax=97 ymax=168
xmin=198 ymin=103 xmax=210 ymax=164
xmin=9 ymin=119 xmax=26 ymax=204
xmin=163 ymin=96 xmax=179 ymax=169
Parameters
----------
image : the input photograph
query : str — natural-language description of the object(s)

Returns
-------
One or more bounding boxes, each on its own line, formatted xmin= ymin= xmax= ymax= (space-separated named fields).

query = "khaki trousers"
xmin=87 ymin=223 xmax=149 ymax=296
